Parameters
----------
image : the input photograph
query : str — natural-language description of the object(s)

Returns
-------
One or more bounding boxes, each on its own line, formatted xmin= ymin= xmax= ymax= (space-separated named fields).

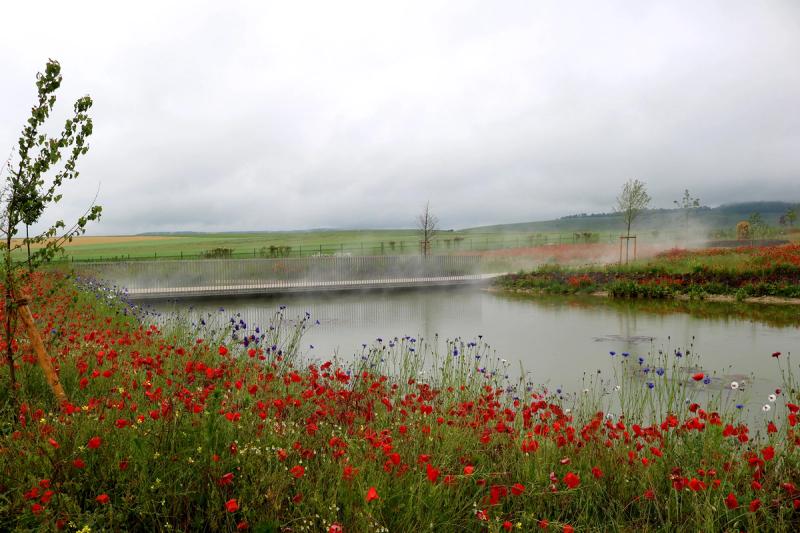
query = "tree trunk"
xmin=25 ymin=224 xmax=32 ymax=273
xmin=5 ymin=226 xmax=17 ymax=403
xmin=625 ymin=218 xmax=632 ymax=264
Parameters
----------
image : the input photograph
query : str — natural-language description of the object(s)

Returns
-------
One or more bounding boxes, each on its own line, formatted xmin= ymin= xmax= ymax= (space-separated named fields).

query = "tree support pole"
xmin=15 ymin=297 xmax=68 ymax=405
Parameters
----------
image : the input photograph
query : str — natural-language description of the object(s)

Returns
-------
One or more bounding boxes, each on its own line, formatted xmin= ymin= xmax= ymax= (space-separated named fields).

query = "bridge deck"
xmin=125 ymin=273 xmax=501 ymax=300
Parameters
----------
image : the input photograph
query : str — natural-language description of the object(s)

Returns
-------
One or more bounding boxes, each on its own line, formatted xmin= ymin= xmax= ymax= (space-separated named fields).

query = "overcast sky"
xmin=1 ymin=1 xmax=798 ymax=234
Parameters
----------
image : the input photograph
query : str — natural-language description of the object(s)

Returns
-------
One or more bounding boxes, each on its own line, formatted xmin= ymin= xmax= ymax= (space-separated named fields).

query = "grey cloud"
xmin=0 ymin=0 xmax=798 ymax=234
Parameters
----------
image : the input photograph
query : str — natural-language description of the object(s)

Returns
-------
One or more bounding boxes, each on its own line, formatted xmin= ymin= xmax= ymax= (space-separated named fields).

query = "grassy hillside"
xmin=468 ymin=201 xmax=798 ymax=233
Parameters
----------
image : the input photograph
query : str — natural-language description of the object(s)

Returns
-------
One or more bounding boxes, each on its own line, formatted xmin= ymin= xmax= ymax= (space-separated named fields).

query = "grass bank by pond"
xmin=497 ymin=244 xmax=800 ymax=301
xmin=1 ymin=273 xmax=800 ymax=531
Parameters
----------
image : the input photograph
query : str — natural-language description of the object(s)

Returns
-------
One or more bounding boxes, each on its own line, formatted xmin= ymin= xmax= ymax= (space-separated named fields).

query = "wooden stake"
xmin=15 ymin=298 xmax=68 ymax=405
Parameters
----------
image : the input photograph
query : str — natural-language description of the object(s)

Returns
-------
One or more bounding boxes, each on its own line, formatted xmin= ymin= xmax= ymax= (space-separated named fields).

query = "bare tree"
xmin=615 ymin=179 xmax=650 ymax=263
xmin=673 ymin=189 xmax=700 ymax=241
xmin=416 ymin=201 xmax=438 ymax=256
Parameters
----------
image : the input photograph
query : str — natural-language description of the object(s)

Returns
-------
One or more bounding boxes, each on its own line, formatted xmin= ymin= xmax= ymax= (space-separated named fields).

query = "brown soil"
xmin=63 ymin=236 xmax=175 ymax=247
xmin=11 ymin=235 xmax=175 ymax=248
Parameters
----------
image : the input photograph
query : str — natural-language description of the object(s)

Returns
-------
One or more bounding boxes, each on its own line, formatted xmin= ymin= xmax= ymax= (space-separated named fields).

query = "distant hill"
xmin=465 ymin=201 xmax=798 ymax=233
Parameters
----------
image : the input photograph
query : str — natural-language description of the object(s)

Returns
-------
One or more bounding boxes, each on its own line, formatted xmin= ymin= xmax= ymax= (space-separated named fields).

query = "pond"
xmin=151 ymin=288 xmax=800 ymax=410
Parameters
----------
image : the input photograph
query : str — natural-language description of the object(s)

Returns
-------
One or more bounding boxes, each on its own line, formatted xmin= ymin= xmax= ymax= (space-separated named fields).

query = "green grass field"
xmin=33 ymin=229 xmax=618 ymax=261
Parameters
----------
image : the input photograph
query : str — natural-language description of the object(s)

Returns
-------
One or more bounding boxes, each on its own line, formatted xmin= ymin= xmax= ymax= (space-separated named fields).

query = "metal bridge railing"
xmin=68 ymin=255 xmax=486 ymax=294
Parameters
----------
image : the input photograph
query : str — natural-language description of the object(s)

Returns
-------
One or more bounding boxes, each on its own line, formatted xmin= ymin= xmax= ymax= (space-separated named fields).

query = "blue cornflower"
xmin=647 ymin=382 xmax=655 ymax=389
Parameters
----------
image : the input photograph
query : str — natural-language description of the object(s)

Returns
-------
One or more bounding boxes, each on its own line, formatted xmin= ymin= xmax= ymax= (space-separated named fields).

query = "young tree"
xmin=615 ymin=179 xmax=650 ymax=263
xmin=747 ymin=212 xmax=765 ymax=240
xmin=673 ymin=189 xmax=700 ymax=241
xmin=1 ymin=59 xmax=101 ymax=400
xmin=785 ymin=206 xmax=797 ymax=227
xmin=416 ymin=201 xmax=438 ymax=256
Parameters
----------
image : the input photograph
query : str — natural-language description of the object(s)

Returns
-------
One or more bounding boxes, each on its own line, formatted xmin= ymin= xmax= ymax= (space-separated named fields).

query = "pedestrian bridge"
xmin=72 ymin=255 xmax=499 ymax=301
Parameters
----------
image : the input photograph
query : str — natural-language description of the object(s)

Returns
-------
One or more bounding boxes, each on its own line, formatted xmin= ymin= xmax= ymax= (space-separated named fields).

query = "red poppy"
xmin=219 ymin=346 xmax=229 ymax=356
xmin=87 ymin=436 xmax=102 ymax=449
xmin=342 ymin=465 xmax=358 ymax=481
xmin=761 ymin=446 xmax=775 ymax=461
xmin=564 ymin=525 xmax=574 ymax=533
xmin=591 ymin=466 xmax=603 ymax=479
xmin=749 ymin=498 xmax=761 ymax=512
xmin=692 ymin=373 xmax=705 ymax=381
xmin=328 ymin=525 xmax=343 ymax=533
xmin=688 ymin=478 xmax=706 ymax=491
xmin=464 ymin=465 xmax=475 ymax=475
xmin=772 ymin=351 xmax=781 ymax=358
xmin=426 ymin=463 xmax=440 ymax=483
xmin=563 ymin=471 xmax=580 ymax=489
xmin=96 ymin=493 xmax=110 ymax=505
xmin=503 ymin=521 xmax=513 ymax=531
xmin=225 ymin=498 xmax=239 ymax=512
xmin=511 ymin=482 xmax=525 ymax=495
xmin=73 ymin=458 xmax=86 ymax=469
xmin=48 ymin=438 xmax=59 ymax=449
xmin=366 ymin=486 xmax=379 ymax=503
xmin=724 ymin=492 xmax=738 ymax=509
xmin=649 ymin=446 xmax=663 ymax=457
xmin=290 ymin=465 xmax=305 ymax=478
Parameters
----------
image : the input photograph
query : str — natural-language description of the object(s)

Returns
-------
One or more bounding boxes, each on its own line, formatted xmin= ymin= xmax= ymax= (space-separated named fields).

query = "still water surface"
xmin=153 ymin=288 xmax=799 ymax=406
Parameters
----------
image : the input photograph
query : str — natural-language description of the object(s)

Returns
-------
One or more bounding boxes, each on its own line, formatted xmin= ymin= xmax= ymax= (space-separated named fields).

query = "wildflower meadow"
xmin=1 ymin=272 xmax=799 ymax=532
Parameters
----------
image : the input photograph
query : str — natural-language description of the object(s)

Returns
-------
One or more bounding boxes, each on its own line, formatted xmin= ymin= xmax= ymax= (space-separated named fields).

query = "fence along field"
xmin=19 ymin=230 xmax=612 ymax=262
